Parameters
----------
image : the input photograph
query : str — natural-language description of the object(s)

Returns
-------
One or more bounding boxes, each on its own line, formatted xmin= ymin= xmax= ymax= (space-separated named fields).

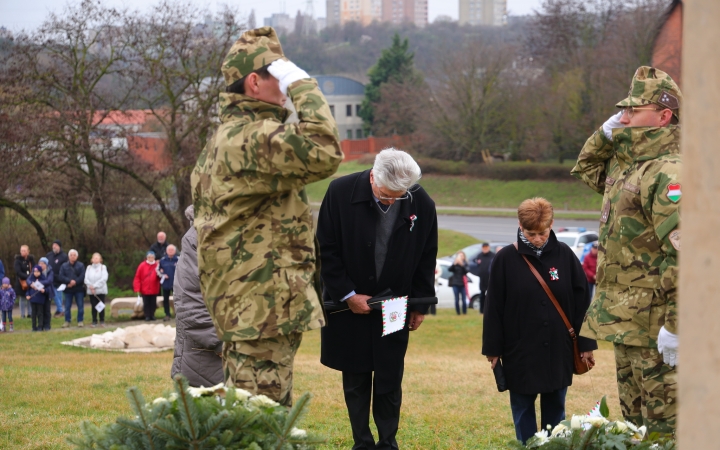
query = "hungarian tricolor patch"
xmin=667 ymin=183 xmax=681 ymax=203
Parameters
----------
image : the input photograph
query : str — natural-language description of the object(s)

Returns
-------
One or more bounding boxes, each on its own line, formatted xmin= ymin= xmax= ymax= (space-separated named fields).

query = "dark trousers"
xmin=452 ymin=285 xmax=466 ymax=315
xmin=31 ymin=302 xmax=45 ymax=331
xmin=42 ymin=299 xmax=51 ymax=330
xmin=90 ymin=294 xmax=106 ymax=324
xmin=142 ymin=294 xmax=157 ymax=320
xmin=2 ymin=309 xmax=12 ymax=323
xmin=162 ymin=288 xmax=172 ymax=316
xmin=342 ymin=372 xmax=402 ymax=450
xmin=509 ymin=387 xmax=568 ymax=444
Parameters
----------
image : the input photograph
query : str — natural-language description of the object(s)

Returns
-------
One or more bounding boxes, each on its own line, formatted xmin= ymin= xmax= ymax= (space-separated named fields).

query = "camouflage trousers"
xmin=614 ymin=343 xmax=677 ymax=435
xmin=223 ymin=333 xmax=303 ymax=407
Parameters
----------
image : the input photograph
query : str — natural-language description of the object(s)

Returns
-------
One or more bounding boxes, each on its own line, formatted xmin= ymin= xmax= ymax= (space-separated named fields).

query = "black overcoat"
xmin=317 ymin=170 xmax=438 ymax=393
xmin=482 ymin=230 xmax=597 ymax=395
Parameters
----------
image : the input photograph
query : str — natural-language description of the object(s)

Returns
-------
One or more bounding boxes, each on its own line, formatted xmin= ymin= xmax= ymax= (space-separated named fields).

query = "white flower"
xmin=187 ymin=383 xmax=226 ymax=398
xmin=234 ymin=388 xmax=253 ymax=401
xmin=585 ymin=416 xmax=609 ymax=428
xmin=167 ymin=393 xmax=178 ymax=403
xmin=249 ymin=395 xmax=280 ymax=408
xmin=636 ymin=425 xmax=647 ymax=440
xmin=533 ymin=430 xmax=549 ymax=445
xmin=551 ymin=423 xmax=569 ymax=437
xmin=612 ymin=421 xmax=628 ymax=433
xmin=570 ymin=415 xmax=584 ymax=429
xmin=290 ymin=427 xmax=307 ymax=438
xmin=152 ymin=397 xmax=170 ymax=405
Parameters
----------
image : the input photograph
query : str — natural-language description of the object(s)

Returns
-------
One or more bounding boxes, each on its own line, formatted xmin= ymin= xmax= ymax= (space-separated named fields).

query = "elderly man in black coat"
xmin=317 ymin=148 xmax=438 ymax=450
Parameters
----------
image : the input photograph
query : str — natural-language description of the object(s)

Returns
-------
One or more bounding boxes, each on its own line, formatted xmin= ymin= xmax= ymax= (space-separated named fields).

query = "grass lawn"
xmin=0 ymin=309 xmax=621 ymax=449
xmin=305 ymin=162 xmax=602 ymax=212
xmin=437 ymin=229 xmax=481 ymax=257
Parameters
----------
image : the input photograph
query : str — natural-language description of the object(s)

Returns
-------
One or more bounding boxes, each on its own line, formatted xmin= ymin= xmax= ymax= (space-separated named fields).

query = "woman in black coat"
xmin=448 ymin=251 xmax=469 ymax=315
xmin=482 ymin=198 xmax=597 ymax=444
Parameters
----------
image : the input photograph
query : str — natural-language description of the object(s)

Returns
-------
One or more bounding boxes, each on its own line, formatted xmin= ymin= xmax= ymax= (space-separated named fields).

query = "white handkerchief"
xmin=95 ymin=301 xmax=105 ymax=313
xmin=381 ymin=296 xmax=408 ymax=337
xmin=57 ymin=284 xmax=66 ymax=292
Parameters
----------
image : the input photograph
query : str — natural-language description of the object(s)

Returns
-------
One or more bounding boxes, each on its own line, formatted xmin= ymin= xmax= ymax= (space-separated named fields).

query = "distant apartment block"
xmin=264 ymin=13 xmax=296 ymax=33
xmin=459 ymin=0 xmax=507 ymax=26
xmin=327 ymin=0 xmax=426 ymax=27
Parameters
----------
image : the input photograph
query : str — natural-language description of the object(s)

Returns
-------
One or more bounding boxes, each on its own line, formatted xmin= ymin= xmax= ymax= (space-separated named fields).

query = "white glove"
xmin=601 ymin=111 xmax=624 ymax=141
xmin=267 ymin=59 xmax=310 ymax=95
xmin=657 ymin=326 xmax=678 ymax=367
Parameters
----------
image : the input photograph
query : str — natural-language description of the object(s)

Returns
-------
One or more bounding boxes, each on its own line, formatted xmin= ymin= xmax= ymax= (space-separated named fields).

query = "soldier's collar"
xmin=612 ymin=125 xmax=681 ymax=163
xmin=217 ymin=92 xmax=289 ymax=124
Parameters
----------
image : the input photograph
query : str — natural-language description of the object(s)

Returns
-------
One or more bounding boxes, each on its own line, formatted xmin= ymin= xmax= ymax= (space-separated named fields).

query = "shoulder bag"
xmin=513 ymin=243 xmax=592 ymax=375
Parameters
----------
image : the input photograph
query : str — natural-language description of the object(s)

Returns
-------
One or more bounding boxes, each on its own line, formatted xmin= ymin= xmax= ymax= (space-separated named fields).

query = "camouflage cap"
xmin=616 ymin=66 xmax=682 ymax=118
xmin=221 ymin=27 xmax=287 ymax=86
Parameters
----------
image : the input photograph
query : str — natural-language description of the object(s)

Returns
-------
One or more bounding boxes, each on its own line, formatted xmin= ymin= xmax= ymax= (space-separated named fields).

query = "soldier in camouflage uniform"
xmin=191 ymin=27 xmax=343 ymax=406
xmin=572 ymin=67 xmax=681 ymax=435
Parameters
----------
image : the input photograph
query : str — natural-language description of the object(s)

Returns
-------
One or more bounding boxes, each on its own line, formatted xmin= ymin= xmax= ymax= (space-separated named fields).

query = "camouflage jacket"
xmin=191 ymin=78 xmax=343 ymax=342
xmin=571 ymin=125 xmax=680 ymax=347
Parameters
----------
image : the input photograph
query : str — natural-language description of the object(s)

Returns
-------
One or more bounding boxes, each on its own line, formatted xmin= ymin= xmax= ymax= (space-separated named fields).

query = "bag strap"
xmin=513 ymin=242 xmax=577 ymax=340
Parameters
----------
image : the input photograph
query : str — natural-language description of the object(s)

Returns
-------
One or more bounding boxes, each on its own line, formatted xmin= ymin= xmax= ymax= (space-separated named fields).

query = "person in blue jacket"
xmin=26 ymin=266 xmax=52 ymax=331
xmin=157 ymin=244 xmax=178 ymax=321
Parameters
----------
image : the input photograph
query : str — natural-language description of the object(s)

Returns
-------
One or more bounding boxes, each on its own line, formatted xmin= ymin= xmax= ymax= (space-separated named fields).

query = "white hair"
xmin=372 ymin=148 xmax=422 ymax=193
xmin=68 ymin=249 xmax=78 ymax=257
xmin=167 ymin=245 xmax=177 ymax=251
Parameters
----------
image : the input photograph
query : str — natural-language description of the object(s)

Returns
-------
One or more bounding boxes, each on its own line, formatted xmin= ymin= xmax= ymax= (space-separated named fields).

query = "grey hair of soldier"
xmin=372 ymin=148 xmax=422 ymax=194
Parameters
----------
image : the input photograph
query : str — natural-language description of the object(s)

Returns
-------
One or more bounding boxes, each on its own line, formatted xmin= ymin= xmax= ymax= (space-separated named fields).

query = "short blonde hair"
xmin=518 ymin=198 xmax=554 ymax=231
xmin=92 ymin=252 xmax=103 ymax=263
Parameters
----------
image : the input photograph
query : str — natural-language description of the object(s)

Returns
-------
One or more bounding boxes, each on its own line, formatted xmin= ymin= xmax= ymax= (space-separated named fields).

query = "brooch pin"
xmin=549 ymin=267 xmax=559 ymax=281
xmin=409 ymin=214 xmax=417 ymax=232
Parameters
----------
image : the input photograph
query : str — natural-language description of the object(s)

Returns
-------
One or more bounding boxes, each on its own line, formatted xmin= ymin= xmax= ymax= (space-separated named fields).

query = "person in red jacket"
xmin=582 ymin=242 xmax=599 ymax=302
xmin=133 ymin=251 xmax=160 ymax=321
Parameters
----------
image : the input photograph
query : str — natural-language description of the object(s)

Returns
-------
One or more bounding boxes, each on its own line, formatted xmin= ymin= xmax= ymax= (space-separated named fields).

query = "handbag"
xmin=19 ymin=279 xmax=28 ymax=291
xmin=513 ymin=243 xmax=592 ymax=375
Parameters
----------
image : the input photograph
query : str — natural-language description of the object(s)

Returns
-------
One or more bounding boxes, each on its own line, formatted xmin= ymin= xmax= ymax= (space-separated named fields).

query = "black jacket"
xmin=45 ymin=250 xmax=69 ymax=287
xmin=482 ymin=230 xmax=597 ymax=395
xmin=448 ymin=263 xmax=468 ymax=287
xmin=150 ymin=241 xmax=169 ymax=260
xmin=474 ymin=251 xmax=495 ymax=278
xmin=317 ymin=170 xmax=438 ymax=393
xmin=57 ymin=261 xmax=86 ymax=294
xmin=13 ymin=254 xmax=35 ymax=295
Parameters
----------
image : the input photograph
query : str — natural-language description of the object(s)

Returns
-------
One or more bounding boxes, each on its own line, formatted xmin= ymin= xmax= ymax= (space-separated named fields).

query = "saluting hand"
xmin=347 ymin=294 xmax=372 ymax=314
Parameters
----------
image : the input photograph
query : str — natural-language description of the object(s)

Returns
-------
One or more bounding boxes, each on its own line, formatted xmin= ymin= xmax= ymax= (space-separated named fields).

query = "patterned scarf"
xmin=518 ymin=227 xmax=548 ymax=257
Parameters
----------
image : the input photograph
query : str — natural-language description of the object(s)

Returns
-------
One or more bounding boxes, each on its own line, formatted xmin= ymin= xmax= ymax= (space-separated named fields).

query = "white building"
xmin=314 ymin=75 xmax=366 ymax=141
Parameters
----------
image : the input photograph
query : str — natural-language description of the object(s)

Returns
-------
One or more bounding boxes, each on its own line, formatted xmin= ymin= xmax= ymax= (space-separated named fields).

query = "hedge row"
xmin=415 ymin=158 xmax=575 ymax=181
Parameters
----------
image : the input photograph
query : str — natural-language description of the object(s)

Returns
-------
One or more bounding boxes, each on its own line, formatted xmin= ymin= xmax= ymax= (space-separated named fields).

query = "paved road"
xmin=437 ymin=215 xmax=600 ymax=243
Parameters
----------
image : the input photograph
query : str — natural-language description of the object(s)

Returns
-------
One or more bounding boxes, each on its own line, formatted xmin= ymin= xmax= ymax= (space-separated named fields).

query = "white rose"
xmin=551 ymin=423 xmax=569 ymax=437
xmin=249 ymin=394 xmax=280 ymax=408
xmin=613 ymin=421 xmax=628 ymax=433
xmin=570 ymin=415 xmax=584 ymax=429
xmin=234 ymin=388 xmax=253 ymax=401
xmin=586 ymin=416 xmax=609 ymax=427
xmin=290 ymin=427 xmax=307 ymax=438
xmin=167 ymin=393 xmax=178 ymax=403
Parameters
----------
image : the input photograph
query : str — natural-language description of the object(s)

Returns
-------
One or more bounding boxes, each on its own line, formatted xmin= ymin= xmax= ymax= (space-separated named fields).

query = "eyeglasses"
xmin=376 ymin=189 xmax=410 ymax=201
xmin=621 ymin=106 xmax=661 ymax=119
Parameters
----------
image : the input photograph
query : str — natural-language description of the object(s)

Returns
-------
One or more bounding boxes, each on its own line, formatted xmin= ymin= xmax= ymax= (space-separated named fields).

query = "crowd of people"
xmin=0 ymin=232 xmax=180 ymax=332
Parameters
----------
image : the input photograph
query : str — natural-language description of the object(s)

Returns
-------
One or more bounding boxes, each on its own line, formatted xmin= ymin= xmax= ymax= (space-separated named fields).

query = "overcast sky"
xmin=0 ymin=0 xmax=543 ymax=32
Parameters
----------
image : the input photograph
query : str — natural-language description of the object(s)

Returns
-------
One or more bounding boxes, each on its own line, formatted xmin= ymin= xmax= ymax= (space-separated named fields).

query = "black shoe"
xmin=145 ymin=318 xmax=151 ymax=322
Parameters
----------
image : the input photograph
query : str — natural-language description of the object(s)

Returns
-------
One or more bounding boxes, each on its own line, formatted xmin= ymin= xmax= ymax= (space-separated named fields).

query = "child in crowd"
xmin=26 ymin=266 xmax=50 ymax=332
xmin=0 ymin=277 xmax=17 ymax=332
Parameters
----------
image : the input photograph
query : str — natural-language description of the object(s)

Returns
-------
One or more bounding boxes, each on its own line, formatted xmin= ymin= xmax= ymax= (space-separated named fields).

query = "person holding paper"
xmin=317 ymin=148 xmax=438 ymax=450
xmin=157 ymin=245 xmax=178 ymax=321
xmin=46 ymin=240 xmax=68 ymax=318
xmin=37 ymin=257 xmax=56 ymax=331
xmin=26 ymin=265 xmax=51 ymax=332
xmin=84 ymin=253 xmax=108 ymax=328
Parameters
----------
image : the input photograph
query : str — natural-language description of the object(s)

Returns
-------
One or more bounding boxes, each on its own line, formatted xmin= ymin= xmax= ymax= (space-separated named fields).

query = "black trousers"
xmin=342 ymin=371 xmax=402 ymax=450
xmin=142 ymin=294 xmax=157 ymax=320
xmin=42 ymin=299 xmax=51 ymax=330
xmin=31 ymin=302 xmax=45 ymax=331
xmin=90 ymin=294 xmax=106 ymax=323
xmin=162 ymin=288 xmax=172 ymax=316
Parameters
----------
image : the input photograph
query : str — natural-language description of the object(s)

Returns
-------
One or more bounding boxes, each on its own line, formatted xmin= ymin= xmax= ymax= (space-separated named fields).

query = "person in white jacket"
xmin=84 ymin=253 xmax=109 ymax=327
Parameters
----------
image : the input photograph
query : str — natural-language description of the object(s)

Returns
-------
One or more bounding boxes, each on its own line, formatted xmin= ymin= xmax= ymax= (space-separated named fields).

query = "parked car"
xmin=435 ymin=258 xmax=482 ymax=310
xmin=440 ymin=242 xmax=512 ymax=276
xmin=554 ymin=227 xmax=598 ymax=259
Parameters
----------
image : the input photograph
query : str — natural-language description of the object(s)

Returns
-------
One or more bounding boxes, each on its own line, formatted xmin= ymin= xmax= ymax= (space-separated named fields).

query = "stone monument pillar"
xmin=677 ymin=0 xmax=720 ymax=447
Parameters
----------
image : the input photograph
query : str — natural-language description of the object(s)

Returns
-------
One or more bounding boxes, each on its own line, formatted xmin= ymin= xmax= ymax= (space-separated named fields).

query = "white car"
xmin=554 ymin=227 xmax=598 ymax=259
xmin=435 ymin=259 xmax=482 ymax=310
